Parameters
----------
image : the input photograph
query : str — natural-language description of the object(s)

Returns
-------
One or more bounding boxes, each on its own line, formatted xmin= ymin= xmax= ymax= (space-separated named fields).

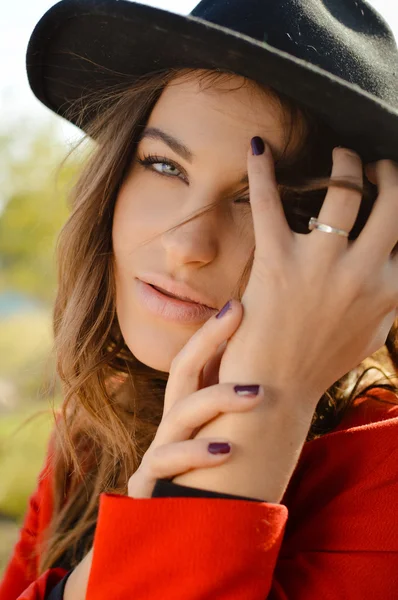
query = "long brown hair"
xmin=36 ymin=67 xmax=398 ymax=573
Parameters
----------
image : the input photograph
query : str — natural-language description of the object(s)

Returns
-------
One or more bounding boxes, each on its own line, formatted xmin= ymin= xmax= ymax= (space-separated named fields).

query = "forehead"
xmin=146 ymin=71 xmax=303 ymax=159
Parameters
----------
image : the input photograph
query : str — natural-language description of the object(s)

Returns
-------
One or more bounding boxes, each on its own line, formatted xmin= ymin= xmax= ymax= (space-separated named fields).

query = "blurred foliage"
xmin=0 ymin=119 xmax=89 ymax=303
xmin=0 ymin=401 xmax=60 ymax=520
xmin=0 ymin=119 xmax=89 ymax=403
xmin=0 ymin=310 xmax=55 ymax=402
xmin=0 ymin=522 xmax=19 ymax=579
xmin=0 ymin=400 xmax=61 ymax=578
xmin=0 ymin=119 xmax=88 ymax=570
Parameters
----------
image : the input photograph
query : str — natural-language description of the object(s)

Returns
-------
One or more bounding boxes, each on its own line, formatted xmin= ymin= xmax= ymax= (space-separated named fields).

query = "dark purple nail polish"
xmin=234 ymin=384 xmax=261 ymax=396
xmin=251 ymin=136 xmax=265 ymax=156
xmin=208 ymin=442 xmax=231 ymax=454
xmin=216 ymin=300 xmax=231 ymax=319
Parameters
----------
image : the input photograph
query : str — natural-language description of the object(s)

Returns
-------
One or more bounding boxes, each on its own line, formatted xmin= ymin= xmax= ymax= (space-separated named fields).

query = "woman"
xmin=1 ymin=0 xmax=398 ymax=598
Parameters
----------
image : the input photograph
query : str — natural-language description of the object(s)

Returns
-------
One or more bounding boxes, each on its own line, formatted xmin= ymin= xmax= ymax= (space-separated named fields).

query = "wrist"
xmin=173 ymin=387 xmax=317 ymax=503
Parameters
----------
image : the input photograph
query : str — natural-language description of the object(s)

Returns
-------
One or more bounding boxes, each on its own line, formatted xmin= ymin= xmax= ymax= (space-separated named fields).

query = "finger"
xmin=247 ymin=137 xmax=293 ymax=264
xmin=145 ymin=437 xmax=233 ymax=478
xmin=308 ymin=147 xmax=363 ymax=259
xmin=156 ymin=382 xmax=263 ymax=446
xmin=163 ymin=299 xmax=243 ymax=414
xmin=128 ymin=438 xmax=232 ymax=498
xmin=350 ymin=159 xmax=398 ymax=269
xmin=201 ymin=340 xmax=227 ymax=387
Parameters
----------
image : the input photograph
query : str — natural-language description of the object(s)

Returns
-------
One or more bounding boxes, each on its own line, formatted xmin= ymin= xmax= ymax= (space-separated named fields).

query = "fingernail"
xmin=216 ymin=300 xmax=232 ymax=319
xmin=251 ymin=136 xmax=265 ymax=156
xmin=208 ymin=442 xmax=231 ymax=454
xmin=234 ymin=384 xmax=262 ymax=397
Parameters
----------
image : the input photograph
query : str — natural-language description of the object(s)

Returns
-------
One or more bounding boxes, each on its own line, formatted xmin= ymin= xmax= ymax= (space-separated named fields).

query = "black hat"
xmin=26 ymin=0 xmax=398 ymax=163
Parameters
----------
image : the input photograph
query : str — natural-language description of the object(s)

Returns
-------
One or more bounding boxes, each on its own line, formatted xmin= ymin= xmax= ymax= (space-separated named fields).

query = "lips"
xmin=151 ymin=284 xmax=196 ymax=304
xmin=137 ymin=279 xmax=217 ymax=323
xmin=138 ymin=274 xmax=216 ymax=308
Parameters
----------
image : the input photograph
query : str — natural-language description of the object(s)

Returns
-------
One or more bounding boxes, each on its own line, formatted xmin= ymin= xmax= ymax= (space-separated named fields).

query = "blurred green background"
xmin=0 ymin=118 xmax=83 ymax=576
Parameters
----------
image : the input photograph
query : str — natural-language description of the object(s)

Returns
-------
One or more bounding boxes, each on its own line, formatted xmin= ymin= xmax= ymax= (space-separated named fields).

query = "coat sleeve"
xmin=268 ymin=391 xmax=398 ymax=599
xmin=4 ymin=389 xmax=397 ymax=599
xmin=0 ymin=423 xmax=69 ymax=600
xmin=86 ymin=492 xmax=287 ymax=599
xmin=31 ymin=480 xmax=266 ymax=600
xmin=84 ymin=390 xmax=398 ymax=600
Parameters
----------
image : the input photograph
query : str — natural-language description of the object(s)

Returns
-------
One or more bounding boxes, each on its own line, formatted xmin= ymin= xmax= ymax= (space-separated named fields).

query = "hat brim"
xmin=26 ymin=0 xmax=398 ymax=162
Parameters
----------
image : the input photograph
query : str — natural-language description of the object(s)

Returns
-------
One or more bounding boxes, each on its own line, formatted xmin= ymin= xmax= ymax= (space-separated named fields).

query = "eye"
xmin=136 ymin=153 xmax=251 ymax=205
xmin=151 ymin=161 xmax=180 ymax=177
xmin=136 ymin=153 xmax=186 ymax=181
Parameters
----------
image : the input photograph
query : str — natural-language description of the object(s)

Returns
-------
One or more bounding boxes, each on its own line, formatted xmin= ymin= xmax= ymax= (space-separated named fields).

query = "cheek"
xmin=112 ymin=187 xmax=140 ymax=313
xmin=113 ymin=175 xmax=178 ymax=256
xmin=112 ymin=184 xmax=144 ymax=259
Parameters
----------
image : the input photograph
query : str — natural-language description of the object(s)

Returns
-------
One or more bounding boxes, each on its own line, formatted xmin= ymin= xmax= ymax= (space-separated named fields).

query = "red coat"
xmin=1 ymin=388 xmax=398 ymax=599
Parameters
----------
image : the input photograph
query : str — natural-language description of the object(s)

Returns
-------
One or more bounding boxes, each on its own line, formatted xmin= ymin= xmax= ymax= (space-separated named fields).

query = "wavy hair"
xmin=33 ymin=67 xmax=397 ymax=573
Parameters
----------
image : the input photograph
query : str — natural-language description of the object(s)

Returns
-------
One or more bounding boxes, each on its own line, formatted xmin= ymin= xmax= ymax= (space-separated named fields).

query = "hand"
xmin=127 ymin=298 xmax=265 ymax=498
xmin=64 ymin=299 xmax=262 ymax=598
xmin=173 ymin=144 xmax=398 ymax=502
xmin=218 ymin=143 xmax=398 ymax=404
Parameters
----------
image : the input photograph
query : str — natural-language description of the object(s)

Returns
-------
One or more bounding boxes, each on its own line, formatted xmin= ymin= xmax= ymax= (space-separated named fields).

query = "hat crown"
xmin=191 ymin=0 xmax=398 ymax=103
xmin=26 ymin=0 xmax=398 ymax=161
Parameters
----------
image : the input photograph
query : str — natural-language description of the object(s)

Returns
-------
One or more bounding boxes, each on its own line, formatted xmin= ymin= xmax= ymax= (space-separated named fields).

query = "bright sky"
xmin=1 ymin=0 xmax=398 ymax=144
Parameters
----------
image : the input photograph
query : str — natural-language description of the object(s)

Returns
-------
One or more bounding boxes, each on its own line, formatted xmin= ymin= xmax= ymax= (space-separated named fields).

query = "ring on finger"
xmin=308 ymin=217 xmax=350 ymax=237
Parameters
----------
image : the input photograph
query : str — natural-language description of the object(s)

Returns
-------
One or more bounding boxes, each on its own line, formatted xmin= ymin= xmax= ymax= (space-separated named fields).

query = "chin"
xmin=121 ymin=329 xmax=178 ymax=373
xmin=116 ymin=299 xmax=196 ymax=375
xmin=122 ymin=338 xmax=172 ymax=373
xmin=142 ymin=354 xmax=171 ymax=374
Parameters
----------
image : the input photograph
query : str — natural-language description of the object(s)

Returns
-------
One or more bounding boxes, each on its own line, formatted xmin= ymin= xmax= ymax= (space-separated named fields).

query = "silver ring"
xmin=308 ymin=217 xmax=349 ymax=238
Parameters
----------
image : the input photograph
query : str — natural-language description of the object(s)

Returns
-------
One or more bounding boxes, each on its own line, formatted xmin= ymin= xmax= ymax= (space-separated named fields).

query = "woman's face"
xmin=112 ymin=72 xmax=301 ymax=372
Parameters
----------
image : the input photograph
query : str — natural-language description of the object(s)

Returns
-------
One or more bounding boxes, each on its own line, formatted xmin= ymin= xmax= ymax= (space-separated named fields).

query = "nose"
xmin=161 ymin=204 xmax=220 ymax=266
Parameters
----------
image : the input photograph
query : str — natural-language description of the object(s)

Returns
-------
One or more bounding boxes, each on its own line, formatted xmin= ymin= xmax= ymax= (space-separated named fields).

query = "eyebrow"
xmin=139 ymin=126 xmax=256 ymax=185
xmin=140 ymin=127 xmax=194 ymax=163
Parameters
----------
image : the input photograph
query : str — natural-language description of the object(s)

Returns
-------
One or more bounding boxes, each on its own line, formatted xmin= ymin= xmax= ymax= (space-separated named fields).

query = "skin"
xmin=112 ymin=72 xmax=302 ymax=372
xmin=65 ymin=72 xmax=301 ymax=599
xmin=65 ymin=72 xmax=398 ymax=597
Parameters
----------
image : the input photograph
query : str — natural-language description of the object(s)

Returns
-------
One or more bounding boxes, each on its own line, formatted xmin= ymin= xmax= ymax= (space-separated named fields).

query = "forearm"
xmin=172 ymin=386 xmax=318 ymax=504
